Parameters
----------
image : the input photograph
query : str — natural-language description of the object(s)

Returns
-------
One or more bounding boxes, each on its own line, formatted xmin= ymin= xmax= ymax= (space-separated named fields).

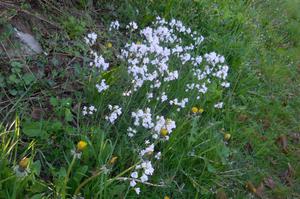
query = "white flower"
xmin=214 ymin=102 xmax=224 ymax=109
xmin=130 ymin=180 xmax=137 ymax=187
xmin=161 ymin=92 xmax=168 ymax=102
xmin=131 ymin=171 xmax=138 ymax=179
xmin=126 ymin=21 xmax=138 ymax=30
xmin=96 ymin=79 xmax=109 ymax=93
xmin=140 ymin=173 xmax=149 ymax=182
xmin=82 ymin=105 xmax=97 ymax=116
xmin=89 ymin=51 xmax=109 ymax=71
xmin=105 ymin=105 xmax=122 ymax=124
xmin=131 ymin=108 xmax=154 ymax=129
xmin=84 ymin=32 xmax=97 ymax=46
xmin=134 ymin=187 xmax=141 ymax=195
xmin=155 ymin=152 xmax=161 ymax=160
xmin=109 ymin=20 xmax=120 ymax=31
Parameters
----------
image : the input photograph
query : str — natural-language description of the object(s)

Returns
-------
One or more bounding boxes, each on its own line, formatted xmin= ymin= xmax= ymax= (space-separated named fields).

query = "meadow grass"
xmin=0 ymin=0 xmax=299 ymax=198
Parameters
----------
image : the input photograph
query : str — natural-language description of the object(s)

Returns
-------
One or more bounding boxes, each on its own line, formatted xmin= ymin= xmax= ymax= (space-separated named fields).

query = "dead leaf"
xmin=255 ymin=182 xmax=264 ymax=198
xmin=262 ymin=118 xmax=271 ymax=130
xmin=244 ymin=142 xmax=253 ymax=154
xmin=72 ymin=102 xmax=81 ymax=112
xmin=245 ymin=181 xmax=256 ymax=194
xmin=264 ymin=177 xmax=275 ymax=189
xmin=238 ymin=114 xmax=248 ymax=122
xmin=44 ymin=65 xmax=52 ymax=76
xmin=289 ymin=133 xmax=300 ymax=143
xmin=276 ymin=135 xmax=288 ymax=153
xmin=216 ymin=189 xmax=227 ymax=199
xmin=31 ymin=107 xmax=43 ymax=120
xmin=279 ymin=163 xmax=295 ymax=186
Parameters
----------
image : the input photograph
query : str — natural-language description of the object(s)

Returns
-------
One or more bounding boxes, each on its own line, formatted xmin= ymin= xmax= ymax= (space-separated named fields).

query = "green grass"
xmin=0 ymin=0 xmax=299 ymax=198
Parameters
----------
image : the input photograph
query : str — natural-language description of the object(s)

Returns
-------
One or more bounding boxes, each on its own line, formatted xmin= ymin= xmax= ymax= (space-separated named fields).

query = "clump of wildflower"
xmin=96 ymin=79 xmax=109 ymax=93
xmin=105 ymin=105 xmax=122 ymax=124
xmin=82 ymin=105 xmax=97 ymax=116
xmin=14 ymin=157 xmax=30 ymax=177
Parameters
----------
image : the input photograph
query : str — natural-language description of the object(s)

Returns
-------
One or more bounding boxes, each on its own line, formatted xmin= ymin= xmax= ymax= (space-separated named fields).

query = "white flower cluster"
xmin=89 ymin=50 xmax=109 ymax=71
xmin=81 ymin=16 xmax=231 ymax=195
xmin=109 ymin=20 xmax=120 ymax=31
xmin=96 ymin=79 xmax=109 ymax=93
xmin=131 ymin=108 xmax=154 ymax=129
xmin=84 ymin=32 xmax=97 ymax=46
xmin=82 ymin=105 xmax=97 ymax=116
xmin=105 ymin=105 xmax=122 ymax=124
xmin=130 ymin=143 xmax=155 ymax=195
xmin=118 ymin=17 xmax=229 ymax=112
xmin=127 ymin=127 xmax=137 ymax=137
xmin=169 ymin=98 xmax=189 ymax=111
xmin=126 ymin=21 xmax=138 ymax=31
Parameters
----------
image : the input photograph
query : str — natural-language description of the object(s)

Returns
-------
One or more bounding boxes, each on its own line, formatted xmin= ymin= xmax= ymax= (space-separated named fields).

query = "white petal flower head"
xmin=134 ymin=187 xmax=141 ymax=195
xmin=130 ymin=180 xmax=137 ymax=187
xmin=96 ymin=79 xmax=109 ymax=93
xmin=140 ymin=173 xmax=149 ymax=182
xmin=214 ymin=102 xmax=224 ymax=109
xmin=84 ymin=32 xmax=97 ymax=46
xmin=131 ymin=171 xmax=138 ymax=179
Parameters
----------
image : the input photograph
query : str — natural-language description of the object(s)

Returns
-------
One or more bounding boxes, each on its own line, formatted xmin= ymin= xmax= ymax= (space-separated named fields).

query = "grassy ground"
xmin=0 ymin=0 xmax=299 ymax=198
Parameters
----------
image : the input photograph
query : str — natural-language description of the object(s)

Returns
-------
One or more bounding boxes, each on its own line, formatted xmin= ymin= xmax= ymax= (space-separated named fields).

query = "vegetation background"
xmin=0 ymin=0 xmax=299 ymax=198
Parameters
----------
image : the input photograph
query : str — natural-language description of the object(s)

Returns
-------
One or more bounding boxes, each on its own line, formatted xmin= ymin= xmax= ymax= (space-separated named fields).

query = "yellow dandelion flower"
xmin=160 ymin=128 xmax=168 ymax=137
xmin=198 ymin=108 xmax=204 ymax=113
xmin=77 ymin=140 xmax=88 ymax=152
xmin=224 ymin=133 xmax=231 ymax=141
xmin=19 ymin=157 xmax=30 ymax=169
xmin=164 ymin=196 xmax=170 ymax=199
xmin=106 ymin=42 xmax=112 ymax=48
xmin=191 ymin=107 xmax=199 ymax=113
xmin=109 ymin=156 xmax=118 ymax=164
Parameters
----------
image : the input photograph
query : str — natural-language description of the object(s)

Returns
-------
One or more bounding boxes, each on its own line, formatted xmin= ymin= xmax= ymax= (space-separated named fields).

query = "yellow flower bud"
xmin=109 ymin=156 xmax=118 ymax=164
xmin=164 ymin=196 xmax=170 ymax=199
xmin=77 ymin=141 xmax=88 ymax=152
xmin=198 ymin=108 xmax=204 ymax=113
xmin=19 ymin=157 xmax=30 ymax=169
xmin=106 ymin=42 xmax=112 ymax=48
xmin=160 ymin=128 xmax=168 ymax=136
xmin=136 ymin=41 xmax=141 ymax=45
xmin=191 ymin=107 xmax=199 ymax=113
xmin=224 ymin=133 xmax=231 ymax=141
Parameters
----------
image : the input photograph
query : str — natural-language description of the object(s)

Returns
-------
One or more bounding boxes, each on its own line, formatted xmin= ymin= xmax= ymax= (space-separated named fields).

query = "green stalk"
xmin=61 ymin=155 xmax=76 ymax=199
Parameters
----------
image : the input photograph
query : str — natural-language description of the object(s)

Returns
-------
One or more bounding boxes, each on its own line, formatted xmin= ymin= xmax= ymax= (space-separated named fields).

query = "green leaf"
xmin=50 ymin=97 xmax=59 ymax=107
xmin=65 ymin=108 xmax=73 ymax=122
xmin=23 ymin=121 xmax=47 ymax=138
xmin=23 ymin=73 xmax=36 ymax=85
xmin=32 ymin=160 xmax=41 ymax=175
